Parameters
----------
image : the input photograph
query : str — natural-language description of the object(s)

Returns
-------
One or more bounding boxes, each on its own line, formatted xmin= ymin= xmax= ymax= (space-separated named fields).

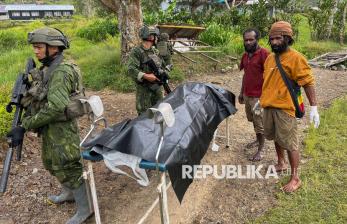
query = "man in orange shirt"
xmin=259 ymin=21 xmax=320 ymax=192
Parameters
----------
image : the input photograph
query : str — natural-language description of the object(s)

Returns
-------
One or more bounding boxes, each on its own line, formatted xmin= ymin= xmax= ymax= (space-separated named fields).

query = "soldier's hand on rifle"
xmin=143 ymin=73 xmax=160 ymax=83
xmin=7 ymin=126 xmax=26 ymax=147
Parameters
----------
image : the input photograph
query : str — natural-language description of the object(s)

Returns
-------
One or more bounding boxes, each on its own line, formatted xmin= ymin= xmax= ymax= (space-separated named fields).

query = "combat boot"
xmin=66 ymin=182 xmax=94 ymax=224
xmin=48 ymin=185 xmax=74 ymax=204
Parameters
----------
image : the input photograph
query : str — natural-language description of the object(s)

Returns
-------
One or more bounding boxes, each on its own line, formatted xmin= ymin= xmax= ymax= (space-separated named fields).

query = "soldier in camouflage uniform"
xmin=157 ymin=32 xmax=174 ymax=67
xmin=128 ymin=25 xmax=167 ymax=115
xmin=6 ymin=27 xmax=93 ymax=224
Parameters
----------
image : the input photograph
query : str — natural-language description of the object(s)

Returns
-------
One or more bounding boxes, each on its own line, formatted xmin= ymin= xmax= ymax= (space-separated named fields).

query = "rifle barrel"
xmin=0 ymin=148 xmax=14 ymax=193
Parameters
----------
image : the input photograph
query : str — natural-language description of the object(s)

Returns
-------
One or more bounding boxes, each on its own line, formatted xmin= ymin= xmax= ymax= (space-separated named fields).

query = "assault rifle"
xmin=146 ymin=58 xmax=172 ymax=94
xmin=0 ymin=58 xmax=35 ymax=193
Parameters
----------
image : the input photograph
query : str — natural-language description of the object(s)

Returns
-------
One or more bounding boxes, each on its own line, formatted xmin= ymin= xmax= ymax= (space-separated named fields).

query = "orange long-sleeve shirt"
xmin=260 ymin=48 xmax=315 ymax=117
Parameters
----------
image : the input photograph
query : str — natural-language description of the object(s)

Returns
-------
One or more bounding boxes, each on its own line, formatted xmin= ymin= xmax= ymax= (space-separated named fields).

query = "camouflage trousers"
xmin=41 ymin=120 xmax=83 ymax=189
xmin=136 ymin=84 xmax=163 ymax=115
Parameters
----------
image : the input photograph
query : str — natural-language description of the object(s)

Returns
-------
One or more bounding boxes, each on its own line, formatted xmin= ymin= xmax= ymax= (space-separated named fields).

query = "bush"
xmin=221 ymin=37 xmax=244 ymax=56
xmin=76 ymin=18 xmax=118 ymax=42
xmin=198 ymin=22 xmax=234 ymax=46
xmin=0 ymin=83 xmax=14 ymax=137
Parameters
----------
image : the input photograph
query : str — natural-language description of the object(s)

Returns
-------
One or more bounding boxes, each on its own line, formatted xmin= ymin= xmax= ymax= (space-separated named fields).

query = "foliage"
xmin=254 ymin=96 xmax=347 ymax=224
xmin=239 ymin=0 xmax=271 ymax=37
xmin=0 ymin=84 xmax=14 ymax=137
xmin=76 ymin=18 xmax=118 ymax=42
xmin=201 ymin=7 xmax=243 ymax=29
xmin=143 ymin=1 xmax=194 ymax=25
xmin=198 ymin=22 xmax=234 ymax=46
xmin=141 ymin=0 xmax=162 ymax=13
xmin=307 ymin=0 xmax=345 ymax=41
xmin=307 ymin=5 xmax=330 ymax=40
xmin=332 ymin=1 xmax=347 ymax=42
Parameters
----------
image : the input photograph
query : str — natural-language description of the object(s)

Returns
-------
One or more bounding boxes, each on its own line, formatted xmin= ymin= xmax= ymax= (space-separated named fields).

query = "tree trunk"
xmin=118 ymin=1 xmax=143 ymax=63
xmin=85 ymin=0 xmax=95 ymax=18
xmin=224 ymin=0 xmax=231 ymax=10
xmin=98 ymin=0 xmax=143 ymax=63
xmin=340 ymin=2 xmax=347 ymax=45
xmin=326 ymin=0 xmax=338 ymax=39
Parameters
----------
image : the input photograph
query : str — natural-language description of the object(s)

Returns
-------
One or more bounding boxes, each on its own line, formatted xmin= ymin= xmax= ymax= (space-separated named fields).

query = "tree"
xmin=340 ymin=1 xmax=347 ymax=44
xmin=98 ymin=0 xmax=143 ymax=62
xmin=326 ymin=0 xmax=338 ymax=39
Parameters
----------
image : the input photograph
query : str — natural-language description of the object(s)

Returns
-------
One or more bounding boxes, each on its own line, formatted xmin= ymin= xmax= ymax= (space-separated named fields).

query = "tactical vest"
xmin=21 ymin=56 xmax=89 ymax=121
xmin=157 ymin=41 xmax=169 ymax=57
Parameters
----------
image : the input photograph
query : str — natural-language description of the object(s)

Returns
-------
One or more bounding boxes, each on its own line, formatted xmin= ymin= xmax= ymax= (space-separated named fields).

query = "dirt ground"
xmin=0 ymin=67 xmax=346 ymax=224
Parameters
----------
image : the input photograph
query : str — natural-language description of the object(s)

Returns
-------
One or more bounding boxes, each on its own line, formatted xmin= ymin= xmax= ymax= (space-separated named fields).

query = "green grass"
xmin=0 ymin=47 xmax=33 ymax=85
xmin=66 ymin=36 xmax=134 ymax=92
xmin=253 ymin=96 xmax=347 ymax=224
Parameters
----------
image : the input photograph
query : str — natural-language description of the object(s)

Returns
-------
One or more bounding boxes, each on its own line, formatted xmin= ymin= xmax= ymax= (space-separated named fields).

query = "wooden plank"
xmin=177 ymin=40 xmax=221 ymax=63
xmin=310 ymin=52 xmax=330 ymax=62
xmin=324 ymin=55 xmax=347 ymax=68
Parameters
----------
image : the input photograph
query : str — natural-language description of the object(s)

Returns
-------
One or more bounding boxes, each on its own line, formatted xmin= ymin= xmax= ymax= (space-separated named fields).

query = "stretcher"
xmin=80 ymin=83 xmax=236 ymax=224
xmin=80 ymin=98 xmax=173 ymax=224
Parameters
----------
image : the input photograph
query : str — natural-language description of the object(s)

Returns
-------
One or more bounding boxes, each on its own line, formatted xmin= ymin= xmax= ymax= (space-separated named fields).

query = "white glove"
xmin=252 ymin=100 xmax=263 ymax=116
xmin=309 ymin=106 xmax=320 ymax=128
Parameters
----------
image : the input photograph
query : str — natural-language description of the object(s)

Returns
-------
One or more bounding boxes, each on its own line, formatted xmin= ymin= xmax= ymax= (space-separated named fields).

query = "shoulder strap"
xmin=275 ymin=54 xmax=302 ymax=116
xmin=42 ymin=53 xmax=64 ymax=86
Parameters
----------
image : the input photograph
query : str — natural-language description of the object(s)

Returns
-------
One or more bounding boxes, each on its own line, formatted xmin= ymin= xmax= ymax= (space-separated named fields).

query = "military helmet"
xmin=159 ymin=33 xmax=170 ymax=41
xmin=28 ymin=27 xmax=69 ymax=49
xmin=139 ymin=25 xmax=160 ymax=40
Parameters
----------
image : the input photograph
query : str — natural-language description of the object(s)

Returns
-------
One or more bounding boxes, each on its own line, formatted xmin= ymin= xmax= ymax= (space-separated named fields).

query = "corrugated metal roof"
xmin=5 ymin=4 xmax=74 ymax=11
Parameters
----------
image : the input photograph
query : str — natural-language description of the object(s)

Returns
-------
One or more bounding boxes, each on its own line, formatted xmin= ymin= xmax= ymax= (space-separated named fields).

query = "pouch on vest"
xmin=64 ymin=94 xmax=91 ymax=119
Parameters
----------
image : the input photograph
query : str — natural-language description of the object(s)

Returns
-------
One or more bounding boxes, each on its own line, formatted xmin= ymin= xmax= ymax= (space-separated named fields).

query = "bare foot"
xmin=249 ymin=151 xmax=263 ymax=161
xmin=246 ymin=140 xmax=258 ymax=149
xmin=274 ymin=163 xmax=288 ymax=172
xmin=282 ymin=178 xmax=302 ymax=193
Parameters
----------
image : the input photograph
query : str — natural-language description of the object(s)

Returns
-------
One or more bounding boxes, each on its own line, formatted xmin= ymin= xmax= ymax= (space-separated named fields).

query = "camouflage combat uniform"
xmin=22 ymin=56 xmax=83 ymax=189
xmin=128 ymin=45 xmax=164 ymax=115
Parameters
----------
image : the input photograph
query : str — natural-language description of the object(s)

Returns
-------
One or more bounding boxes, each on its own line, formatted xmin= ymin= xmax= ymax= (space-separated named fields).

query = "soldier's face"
xmin=33 ymin=43 xmax=46 ymax=60
xmin=33 ymin=43 xmax=60 ymax=60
